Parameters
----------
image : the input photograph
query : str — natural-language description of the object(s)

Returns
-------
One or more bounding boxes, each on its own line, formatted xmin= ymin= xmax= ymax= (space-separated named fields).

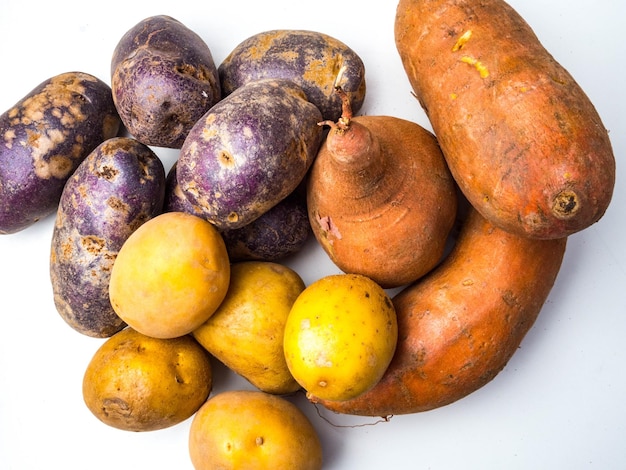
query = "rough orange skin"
xmin=395 ymin=0 xmax=615 ymax=239
xmin=311 ymin=209 xmax=567 ymax=416
xmin=307 ymin=114 xmax=458 ymax=288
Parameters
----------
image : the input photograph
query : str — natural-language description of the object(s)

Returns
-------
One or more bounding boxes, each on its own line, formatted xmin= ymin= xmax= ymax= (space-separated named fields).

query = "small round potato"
xmin=189 ymin=390 xmax=323 ymax=470
xmin=109 ymin=211 xmax=230 ymax=339
xmin=111 ymin=15 xmax=221 ymax=149
xmin=82 ymin=327 xmax=212 ymax=432
xmin=284 ymin=273 xmax=398 ymax=402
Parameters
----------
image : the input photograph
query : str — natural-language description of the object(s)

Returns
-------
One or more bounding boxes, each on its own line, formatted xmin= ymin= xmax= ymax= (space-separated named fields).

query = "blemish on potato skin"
xmin=218 ymin=150 xmax=235 ymax=168
xmin=96 ymin=165 xmax=119 ymax=181
xmin=49 ymin=137 xmax=164 ymax=337
xmin=460 ymin=56 xmax=490 ymax=78
xmin=102 ymin=397 xmax=132 ymax=418
xmin=218 ymin=29 xmax=366 ymax=121
xmin=81 ymin=235 xmax=106 ymax=255
xmin=452 ymin=30 xmax=473 ymax=51
xmin=0 ymin=71 xmax=121 ymax=234
xmin=2 ymin=128 xmax=16 ymax=148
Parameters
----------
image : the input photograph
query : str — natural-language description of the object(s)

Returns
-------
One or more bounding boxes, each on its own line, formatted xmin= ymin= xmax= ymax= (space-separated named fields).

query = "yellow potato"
xmin=283 ymin=273 xmax=398 ymax=401
xmin=188 ymin=390 xmax=322 ymax=470
xmin=82 ymin=327 xmax=212 ymax=432
xmin=193 ymin=261 xmax=304 ymax=395
xmin=109 ymin=211 xmax=230 ymax=339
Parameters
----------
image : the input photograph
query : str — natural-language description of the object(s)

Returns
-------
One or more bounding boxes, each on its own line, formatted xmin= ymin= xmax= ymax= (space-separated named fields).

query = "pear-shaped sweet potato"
xmin=307 ymin=89 xmax=457 ymax=288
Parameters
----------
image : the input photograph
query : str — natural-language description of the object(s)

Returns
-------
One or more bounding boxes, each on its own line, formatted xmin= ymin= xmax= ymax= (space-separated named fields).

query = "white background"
xmin=1 ymin=1 xmax=625 ymax=469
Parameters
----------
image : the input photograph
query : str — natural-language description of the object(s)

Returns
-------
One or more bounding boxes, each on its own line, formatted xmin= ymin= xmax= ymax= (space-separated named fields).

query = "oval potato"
xmin=219 ymin=29 xmax=366 ymax=121
xmin=0 ymin=72 xmax=120 ymax=234
xmin=50 ymin=137 xmax=166 ymax=338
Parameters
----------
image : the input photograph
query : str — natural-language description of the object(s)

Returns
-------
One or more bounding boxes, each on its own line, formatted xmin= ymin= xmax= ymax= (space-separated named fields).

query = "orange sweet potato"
xmin=394 ymin=0 xmax=615 ymax=239
xmin=307 ymin=89 xmax=458 ymax=288
xmin=310 ymin=208 xmax=566 ymax=416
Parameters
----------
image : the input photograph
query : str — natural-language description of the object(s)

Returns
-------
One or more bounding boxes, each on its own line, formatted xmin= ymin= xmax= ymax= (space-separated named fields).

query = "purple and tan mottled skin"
xmin=165 ymin=162 xmax=311 ymax=261
xmin=218 ymin=29 xmax=366 ymax=122
xmin=177 ymin=79 xmax=323 ymax=231
xmin=50 ymin=137 xmax=166 ymax=338
xmin=163 ymin=162 xmax=205 ymax=217
xmin=111 ymin=15 xmax=221 ymax=149
xmin=0 ymin=72 xmax=121 ymax=234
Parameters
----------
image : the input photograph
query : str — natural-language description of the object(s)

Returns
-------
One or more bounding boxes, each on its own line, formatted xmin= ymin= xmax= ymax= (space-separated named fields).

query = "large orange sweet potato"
xmin=310 ymin=208 xmax=566 ymax=416
xmin=394 ymin=0 xmax=615 ymax=239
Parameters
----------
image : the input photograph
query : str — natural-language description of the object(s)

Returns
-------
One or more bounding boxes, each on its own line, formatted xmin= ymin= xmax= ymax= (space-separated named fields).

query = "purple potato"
xmin=164 ymin=162 xmax=311 ymax=261
xmin=0 ymin=72 xmax=121 ymax=234
xmin=177 ymin=78 xmax=323 ymax=230
xmin=218 ymin=29 xmax=366 ymax=121
xmin=220 ymin=190 xmax=311 ymax=262
xmin=111 ymin=15 xmax=221 ymax=149
xmin=163 ymin=161 xmax=204 ymax=217
xmin=50 ymin=137 xmax=166 ymax=338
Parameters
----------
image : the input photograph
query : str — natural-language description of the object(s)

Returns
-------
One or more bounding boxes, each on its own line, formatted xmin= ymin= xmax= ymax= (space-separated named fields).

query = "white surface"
xmin=0 ymin=1 xmax=624 ymax=469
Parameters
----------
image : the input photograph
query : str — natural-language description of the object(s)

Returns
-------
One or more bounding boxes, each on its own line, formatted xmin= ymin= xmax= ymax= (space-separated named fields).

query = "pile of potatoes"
xmin=0 ymin=0 xmax=617 ymax=469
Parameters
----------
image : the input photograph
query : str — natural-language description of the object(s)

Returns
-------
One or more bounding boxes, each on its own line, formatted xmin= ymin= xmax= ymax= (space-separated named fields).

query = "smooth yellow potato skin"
xmin=109 ymin=212 xmax=230 ymax=339
xmin=283 ymin=273 xmax=398 ymax=401
xmin=82 ymin=327 xmax=212 ymax=432
xmin=193 ymin=261 xmax=305 ymax=394
xmin=188 ymin=390 xmax=322 ymax=470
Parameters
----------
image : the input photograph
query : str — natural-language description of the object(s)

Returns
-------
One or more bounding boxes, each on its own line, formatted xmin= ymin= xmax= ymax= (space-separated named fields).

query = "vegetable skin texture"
xmin=307 ymin=91 xmax=457 ymax=288
xmin=164 ymin=162 xmax=311 ymax=261
xmin=219 ymin=189 xmax=311 ymax=262
xmin=310 ymin=208 xmax=567 ymax=416
xmin=50 ymin=137 xmax=166 ymax=338
xmin=218 ymin=29 xmax=366 ymax=121
xmin=394 ymin=0 xmax=615 ymax=239
xmin=189 ymin=390 xmax=323 ymax=470
xmin=177 ymin=79 xmax=323 ymax=230
xmin=0 ymin=72 xmax=121 ymax=234
xmin=111 ymin=15 xmax=221 ymax=148
xmin=83 ymin=328 xmax=212 ymax=432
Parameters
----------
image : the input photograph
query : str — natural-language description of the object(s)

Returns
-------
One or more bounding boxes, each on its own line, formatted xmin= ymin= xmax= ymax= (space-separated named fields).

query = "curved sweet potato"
xmin=310 ymin=208 xmax=567 ymax=416
xmin=394 ymin=0 xmax=615 ymax=239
